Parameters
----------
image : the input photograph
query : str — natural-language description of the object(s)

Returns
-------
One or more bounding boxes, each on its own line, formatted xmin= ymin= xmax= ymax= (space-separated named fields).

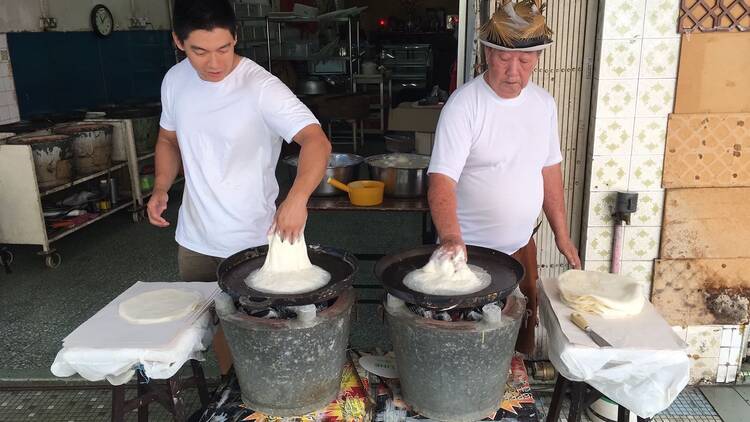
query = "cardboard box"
xmin=414 ymin=132 xmax=434 ymax=155
xmin=388 ymin=101 xmax=444 ymax=133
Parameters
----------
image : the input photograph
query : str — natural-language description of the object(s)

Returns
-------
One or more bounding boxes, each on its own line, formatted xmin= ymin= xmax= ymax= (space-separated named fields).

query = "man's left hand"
xmin=556 ymin=236 xmax=581 ymax=269
xmin=272 ymin=195 xmax=308 ymax=243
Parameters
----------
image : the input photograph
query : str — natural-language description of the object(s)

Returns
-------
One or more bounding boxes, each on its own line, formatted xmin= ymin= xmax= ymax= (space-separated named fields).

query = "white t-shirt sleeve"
xmin=159 ymin=72 xmax=176 ymax=132
xmin=259 ymin=76 xmax=320 ymax=143
xmin=545 ymin=99 xmax=563 ymax=167
xmin=427 ymin=96 xmax=473 ymax=183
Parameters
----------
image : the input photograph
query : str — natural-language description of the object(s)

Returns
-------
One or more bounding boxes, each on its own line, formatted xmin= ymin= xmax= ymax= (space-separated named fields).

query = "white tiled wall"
xmin=678 ymin=325 xmax=746 ymax=384
xmin=0 ymin=34 xmax=20 ymax=125
xmin=583 ymin=0 xmax=747 ymax=385
xmin=583 ymin=0 xmax=680 ymax=287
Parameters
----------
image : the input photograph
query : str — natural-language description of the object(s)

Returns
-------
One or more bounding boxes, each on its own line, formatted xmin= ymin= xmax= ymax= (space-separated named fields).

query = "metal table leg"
xmin=618 ymin=406 xmax=630 ymax=422
xmin=545 ymin=375 xmax=567 ymax=422
xmin=111 ymin=384 xmax=126 ymax=422
xmin=109 ymin=360 xmax=208 ymax=421
xmin=191 ymin=359 xmax=211 ymax=407
xmin=568 ymin=381 xmax=587 ymax=422
xmin=136 ymin=370 xmax=148 ymax=422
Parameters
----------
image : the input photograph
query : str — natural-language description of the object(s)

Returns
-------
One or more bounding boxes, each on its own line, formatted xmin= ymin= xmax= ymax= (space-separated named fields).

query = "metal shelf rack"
xmin=264 ymin=8 xmax=366 ymax=91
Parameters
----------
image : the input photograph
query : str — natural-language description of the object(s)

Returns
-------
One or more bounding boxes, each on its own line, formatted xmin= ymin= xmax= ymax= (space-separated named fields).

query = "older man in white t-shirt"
xmin=428 ymin=1 xmax=580 ymax=354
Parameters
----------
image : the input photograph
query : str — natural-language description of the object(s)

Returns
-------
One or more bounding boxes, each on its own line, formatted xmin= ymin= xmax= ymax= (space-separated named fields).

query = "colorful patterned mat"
xmin=198 ymin=362 xmax=370 ymax=422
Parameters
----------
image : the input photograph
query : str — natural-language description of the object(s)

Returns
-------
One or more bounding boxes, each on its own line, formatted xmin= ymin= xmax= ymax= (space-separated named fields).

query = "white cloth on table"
xmin=539 ymin=277 xmax=689 ymax=418
xmin=51 ymin=282 xmax=219 ymax=386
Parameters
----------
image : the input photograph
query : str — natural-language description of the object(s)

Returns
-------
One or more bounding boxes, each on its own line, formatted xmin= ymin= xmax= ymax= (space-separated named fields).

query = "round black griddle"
xmin=375 ymin=245 xmax=525 ymax=310
xmin=217 ymin=244 xmax=358 ymax=310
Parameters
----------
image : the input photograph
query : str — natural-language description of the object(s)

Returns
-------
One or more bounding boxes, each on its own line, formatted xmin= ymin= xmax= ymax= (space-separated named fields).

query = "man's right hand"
xmin=436 ymin=235 xmax=467 ymax=261
xmin=147 ymin=188 xmax=170 ymax=227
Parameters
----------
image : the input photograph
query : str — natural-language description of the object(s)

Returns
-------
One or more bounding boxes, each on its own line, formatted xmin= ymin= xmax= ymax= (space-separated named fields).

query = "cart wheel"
xmin=44 ymin=253 xmax=61 ymax=269
xmin=0 ymin=250 xmax=12 ymax=265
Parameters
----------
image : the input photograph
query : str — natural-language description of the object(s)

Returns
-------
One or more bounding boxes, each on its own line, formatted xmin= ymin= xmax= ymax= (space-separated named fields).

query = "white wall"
xmin=0 ymin=0 xmax=172 ymax=124
xmin=0 ymin=0 xmax=172 ymax=33
xmin=0 ymin=34 xmax=19 ymax=124
xmin=582 ymin=0 xmax=680 ymax=287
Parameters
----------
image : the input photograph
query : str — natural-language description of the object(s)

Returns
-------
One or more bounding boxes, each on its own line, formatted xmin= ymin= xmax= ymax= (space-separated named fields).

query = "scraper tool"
xmin=570 ymin=312 xmax=612 ymax=348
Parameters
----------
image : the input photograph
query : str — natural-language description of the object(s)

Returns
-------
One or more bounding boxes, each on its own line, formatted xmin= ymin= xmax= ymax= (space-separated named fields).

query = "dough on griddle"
xmin=246 ymin=232 xmax=331 ymax=294
xmin=119 ymin=288 xmax=203 ymax=324
xmin=558 ymin=270 xmax=644 ymax=318
xmin=403 ymin=251 xmax=491 ymax=296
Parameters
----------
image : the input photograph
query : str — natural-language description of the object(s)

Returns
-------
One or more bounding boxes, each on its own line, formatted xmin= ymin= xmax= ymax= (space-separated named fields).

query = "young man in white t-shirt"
xmin=147 ymin=0 xmax=331 ymax=281
xmin=147 ymin=0 xmax=330 ymax=375
xmin=427 ymin=3 xmax=580 ymax=355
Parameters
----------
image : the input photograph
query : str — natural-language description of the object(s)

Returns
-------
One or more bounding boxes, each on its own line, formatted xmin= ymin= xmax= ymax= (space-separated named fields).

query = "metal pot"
xmin=6 ymin=134 xmax=75 ymax=189
xmin=215 ymin=244 xmax=358 ymax=415
xmin=297 ymin=78 xmax=327 ymax=95
xmin=216 ymin=288 xmax=354 ymax=416
xmin=283 ymin=153 xmax=363 ymax=197
xmin=385 ymin=292 xmax=525 ymax=421
xmin=106 ymin=108 xmax=160 ymax=155
xmin=365 ymin=153 xmax=430 ymax=198
xmin=53 ymin=123 xmax=114 ymax=175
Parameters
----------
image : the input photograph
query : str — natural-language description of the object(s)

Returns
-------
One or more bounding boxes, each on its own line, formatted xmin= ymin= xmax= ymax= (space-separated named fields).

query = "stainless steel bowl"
xmin=283 ymin=153 xmax=363 ymax=197
xmin=365 ymin=153 xmax=430 ymax=198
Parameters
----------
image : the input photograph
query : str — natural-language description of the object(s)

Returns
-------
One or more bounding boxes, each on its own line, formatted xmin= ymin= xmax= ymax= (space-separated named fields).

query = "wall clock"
xmin=91 ymin=4 xmax=114 ymax=37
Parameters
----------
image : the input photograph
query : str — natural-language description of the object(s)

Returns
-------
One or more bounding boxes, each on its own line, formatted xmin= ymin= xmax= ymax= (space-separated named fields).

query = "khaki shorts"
xmin=177 ymin=245 xmax=223 ymax=282
xmin=177 ymin=245 xmax=233 ymax=374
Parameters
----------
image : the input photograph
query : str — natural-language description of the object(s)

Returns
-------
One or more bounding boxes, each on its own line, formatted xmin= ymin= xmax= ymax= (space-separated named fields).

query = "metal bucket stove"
xmin=376 ymin=245 xmax=527 ymax=422
xmin=214 ymin=245 xmax=357 ymax=416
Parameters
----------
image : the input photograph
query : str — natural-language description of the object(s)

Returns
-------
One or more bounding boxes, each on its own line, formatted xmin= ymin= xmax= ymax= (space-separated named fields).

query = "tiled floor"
xmin=0 ymin=385 xmax=727 ymax=421
xmin=534 ymin=388 xmax=723 ymax=422
xmin=0 ymin=386 xmax=204 ymax=421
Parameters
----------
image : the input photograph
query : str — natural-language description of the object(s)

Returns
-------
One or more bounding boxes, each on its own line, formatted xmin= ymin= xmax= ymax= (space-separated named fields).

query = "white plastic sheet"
xmin=51 ymin=312 xmax=215 ymax=385
xmin=539 ymin=278 xmax=690 ymax=418
xmin=51 ymin=282 xmax=219 ymax=385
xmin=62 ymin=281 xmax=219 ymax=349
